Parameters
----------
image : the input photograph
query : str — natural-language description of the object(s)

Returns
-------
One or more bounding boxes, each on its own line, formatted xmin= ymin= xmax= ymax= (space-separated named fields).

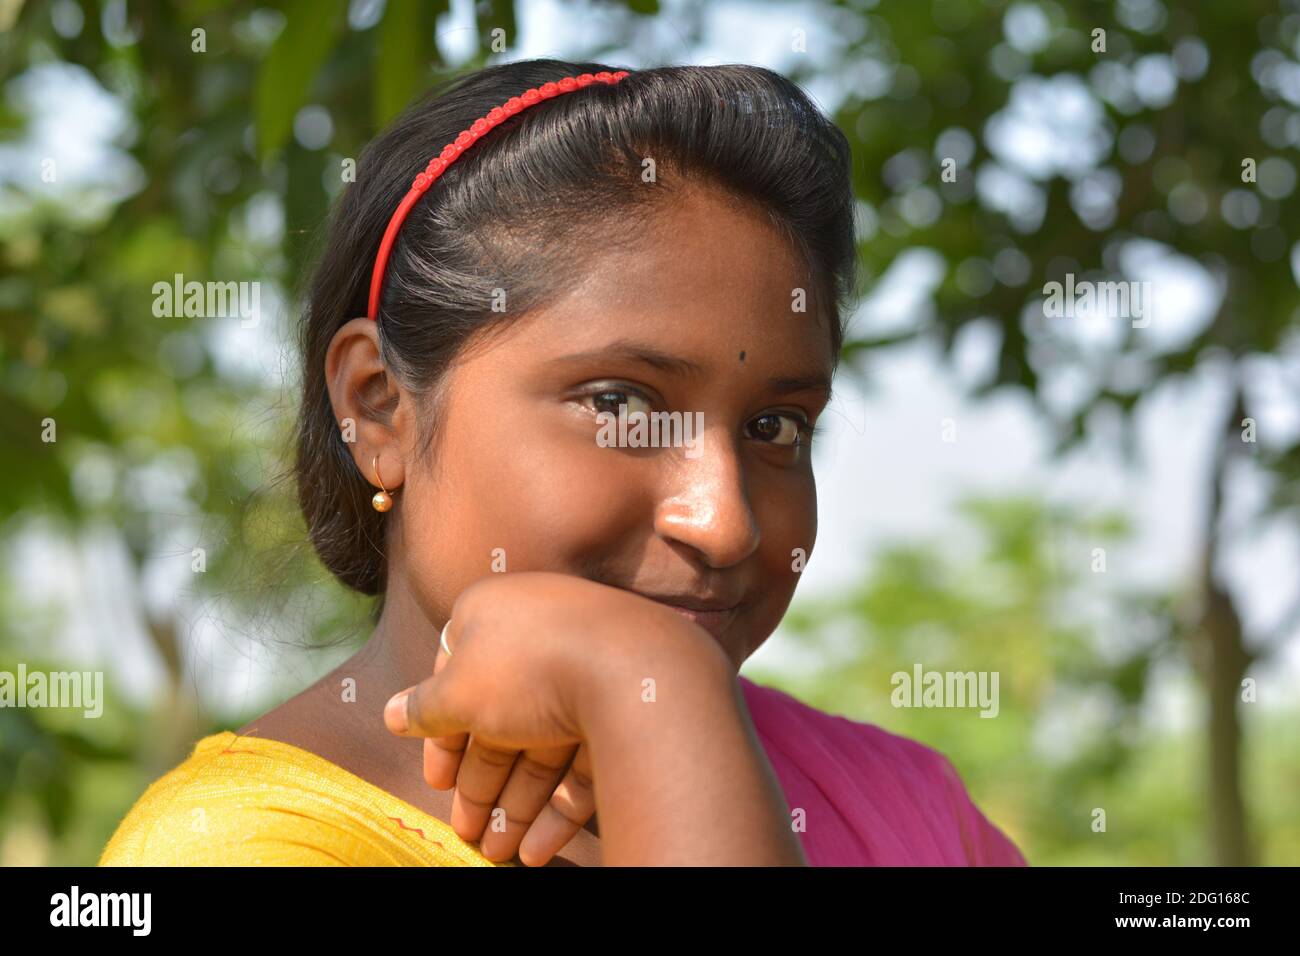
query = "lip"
xmin=632 ymin=592 xmax=742 ymax=640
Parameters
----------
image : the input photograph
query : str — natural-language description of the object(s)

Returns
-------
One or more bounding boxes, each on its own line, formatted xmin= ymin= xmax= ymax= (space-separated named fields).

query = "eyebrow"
xmin=551 ymin=341 xmax=707 ymax=378
xmin=549 ymin=339 xmax=834 ymax=400
xmin=768 ymin=374 xmax=834 ymax=401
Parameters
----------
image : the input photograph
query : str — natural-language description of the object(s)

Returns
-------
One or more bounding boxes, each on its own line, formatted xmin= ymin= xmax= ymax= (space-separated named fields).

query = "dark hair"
xmin=294 ymin=58 xmax=859 ymax=597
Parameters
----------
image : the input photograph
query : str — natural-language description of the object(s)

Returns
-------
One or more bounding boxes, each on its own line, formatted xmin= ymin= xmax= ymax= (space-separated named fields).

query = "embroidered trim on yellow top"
xmin=98 ymin=731 xmax=513 ymax=866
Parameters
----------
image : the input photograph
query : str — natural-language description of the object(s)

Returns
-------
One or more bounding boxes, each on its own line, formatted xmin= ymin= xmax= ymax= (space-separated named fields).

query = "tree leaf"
xmin=255 ymin=0 xmax=345 ymax=160
xmin=374 ymin=0 xmax=445 ymax=129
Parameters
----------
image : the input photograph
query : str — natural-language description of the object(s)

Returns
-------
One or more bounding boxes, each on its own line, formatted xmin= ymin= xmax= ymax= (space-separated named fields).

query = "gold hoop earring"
xmin=371 ymin=455 xmax=396 ymax=513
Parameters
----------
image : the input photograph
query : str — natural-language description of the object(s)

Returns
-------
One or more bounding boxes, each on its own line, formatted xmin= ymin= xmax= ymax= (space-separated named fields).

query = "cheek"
xmin=749 ymin=473 xmax=817 ymax=624
xmin=404 ymin=401 xmax=646 ymax=588
xmin=760 ymin=468 xmax=817 ymax=566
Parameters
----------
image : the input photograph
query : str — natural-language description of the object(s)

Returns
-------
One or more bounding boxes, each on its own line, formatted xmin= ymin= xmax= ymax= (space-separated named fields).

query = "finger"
xmin=423 ymin=734 xmax=467 ymax=790
xmin=449 ymin=735 xmax=522 ymax=843
xmin=382 ymin=618 xmax=464 ymax=738
xmin=475 ymin=744 xmax=578 ymax=863
xmin=517 ymin=742 xmax=597 ymax=867
xmin=383 ymin=674 xmax=465 ymax=738
xmin=422 ymin=619 xmax=468 ymax=787
xmin=433 ymin=620 xmax=453 ymax=676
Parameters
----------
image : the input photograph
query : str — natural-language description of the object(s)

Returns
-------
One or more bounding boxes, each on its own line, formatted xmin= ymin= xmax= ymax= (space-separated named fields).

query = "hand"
xmin=424 ymin=608 xmax=595 ymax=866
xmin=383 ymin=571 xmax=724 ymax=866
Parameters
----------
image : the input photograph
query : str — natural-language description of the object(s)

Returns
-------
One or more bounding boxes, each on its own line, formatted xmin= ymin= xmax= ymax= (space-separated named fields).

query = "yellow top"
xmin=99 ymin=731 xmax=512 ymax=867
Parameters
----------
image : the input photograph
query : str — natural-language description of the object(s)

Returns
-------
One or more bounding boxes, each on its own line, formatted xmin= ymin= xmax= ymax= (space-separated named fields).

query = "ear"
xmin=325 ymin=317 xmax=407 ymax=492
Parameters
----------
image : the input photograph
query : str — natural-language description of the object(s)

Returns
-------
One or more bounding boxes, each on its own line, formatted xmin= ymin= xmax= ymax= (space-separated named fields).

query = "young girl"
xmin=100 ymin=59 xmax=1026 ymax=867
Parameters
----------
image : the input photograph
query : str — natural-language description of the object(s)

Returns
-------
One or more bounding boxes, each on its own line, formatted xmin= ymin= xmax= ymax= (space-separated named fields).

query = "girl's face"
xmin=387 ymin=184 xmax=835 ymax=671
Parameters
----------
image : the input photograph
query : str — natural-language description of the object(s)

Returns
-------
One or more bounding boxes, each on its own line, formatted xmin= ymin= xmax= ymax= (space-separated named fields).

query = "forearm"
xmin=579 ymin=640 xmax=807 ymax=866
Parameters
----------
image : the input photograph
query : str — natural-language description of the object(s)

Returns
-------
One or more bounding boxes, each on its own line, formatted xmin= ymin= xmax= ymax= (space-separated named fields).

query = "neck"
xmin=365 ymin=571 xmax=443 ymax=692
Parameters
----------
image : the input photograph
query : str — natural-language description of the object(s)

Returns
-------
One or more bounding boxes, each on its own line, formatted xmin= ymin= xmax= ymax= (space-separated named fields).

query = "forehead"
xmin=507 ymin=185 xmax=835 ymax=370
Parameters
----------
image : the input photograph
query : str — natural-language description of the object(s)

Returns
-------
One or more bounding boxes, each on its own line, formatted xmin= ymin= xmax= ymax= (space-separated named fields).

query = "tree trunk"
xmin=1194 ymin=385 xmax=1255 ymax=866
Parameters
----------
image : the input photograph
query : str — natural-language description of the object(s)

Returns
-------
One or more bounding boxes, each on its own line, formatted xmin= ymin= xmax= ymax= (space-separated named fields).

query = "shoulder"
xmin=99 ymin=733 xmax=334 ymax=865
xmin=738 ymin=676 xmax=1027 ymax=865
xmin=740 ymin=674 xmax=961 ymax=783
xmin=98 ymin=732 xmax=504 ymax=867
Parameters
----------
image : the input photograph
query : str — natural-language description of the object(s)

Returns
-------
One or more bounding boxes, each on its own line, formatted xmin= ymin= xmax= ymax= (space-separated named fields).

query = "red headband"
xmin=367 ymin=70 xmax=632 ymax=321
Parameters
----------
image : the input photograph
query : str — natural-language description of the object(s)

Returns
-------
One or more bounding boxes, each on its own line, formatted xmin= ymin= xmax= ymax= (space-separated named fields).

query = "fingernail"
xmin=385 ymin=691 xmax=410 ymax=733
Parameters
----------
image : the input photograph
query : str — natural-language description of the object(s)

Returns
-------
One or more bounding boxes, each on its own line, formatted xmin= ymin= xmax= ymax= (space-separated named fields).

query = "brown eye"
xmin=591 ymin=391 xmax=625 ymax=415
xmin=579 ymin=386 xmax=653 ymax=418
xmin=747 ymin=413 xmax=804 ymax=446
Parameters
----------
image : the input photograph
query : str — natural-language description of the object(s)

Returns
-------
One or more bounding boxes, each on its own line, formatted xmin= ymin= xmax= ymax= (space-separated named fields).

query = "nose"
xmin=652 ymin=429 xmax=761 ymax=569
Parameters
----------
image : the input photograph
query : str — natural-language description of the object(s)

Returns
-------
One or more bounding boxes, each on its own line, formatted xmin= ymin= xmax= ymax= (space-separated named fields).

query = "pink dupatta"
xmin=738 ymin=675 xmax=1028 ymax=866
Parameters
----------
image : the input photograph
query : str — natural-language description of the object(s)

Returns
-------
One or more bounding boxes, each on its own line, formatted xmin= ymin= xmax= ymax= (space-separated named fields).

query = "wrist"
xmin=569 ymin=614 xmax=736 ymax=744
